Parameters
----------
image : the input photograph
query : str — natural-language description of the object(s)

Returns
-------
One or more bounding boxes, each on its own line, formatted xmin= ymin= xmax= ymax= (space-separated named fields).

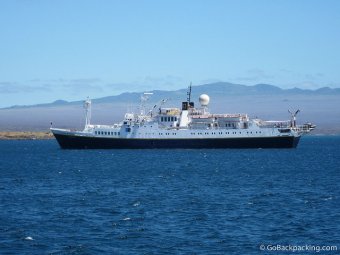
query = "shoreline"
xmin=0 ymin=131 xmax=54 ymax=140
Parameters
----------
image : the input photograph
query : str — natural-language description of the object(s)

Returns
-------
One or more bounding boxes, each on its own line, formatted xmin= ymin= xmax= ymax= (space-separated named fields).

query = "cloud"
xmin=105 ymin=75 xmax=185 ymax=93
xmin=200 ymin=78 xmax=223 ymax=84
xmin=235 ymin=69 xmax=275 ymax=82
xmin=69 ymin=78 xmax=102 ymax=84
xmin=64 ymin=84 xmax=104 ymax=95
xmin=289 ymin=81 xmax=321 ymax=89
xmin=0 ymin=78 xmax=106 ymax=96
xmin=61 ymin=79 xmax=103 ymax=93
xmin=137 ymin=75 xmax=184 ymax=90
xmin=279 ymin=69 xmax=326 ymax=80
xmin=0 ymin=82 xmax=52 ymax=94
xmin=25 ymin=78 xmax=105 ymax=93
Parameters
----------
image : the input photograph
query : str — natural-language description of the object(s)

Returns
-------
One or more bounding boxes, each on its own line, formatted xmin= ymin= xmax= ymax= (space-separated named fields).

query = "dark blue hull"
xmin=53 ymin=133 xmax=300 ymax=149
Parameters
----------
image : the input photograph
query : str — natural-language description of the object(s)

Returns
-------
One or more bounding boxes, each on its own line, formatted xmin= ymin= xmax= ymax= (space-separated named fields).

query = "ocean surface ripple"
xmin=0 ymin=136 xmax=340 ymax=254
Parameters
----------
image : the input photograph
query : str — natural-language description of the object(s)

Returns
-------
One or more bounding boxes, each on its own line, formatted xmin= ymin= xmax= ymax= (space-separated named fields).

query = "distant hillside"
xmin=1 ymin=82 xmax=340 ymax=134
xmin=4 ymin=82 xmax=340 ymax=109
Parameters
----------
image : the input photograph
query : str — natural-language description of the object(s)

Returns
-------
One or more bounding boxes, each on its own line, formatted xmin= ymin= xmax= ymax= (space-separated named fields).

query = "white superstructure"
xmin=51 ymin=86 xmax=315 ymax=143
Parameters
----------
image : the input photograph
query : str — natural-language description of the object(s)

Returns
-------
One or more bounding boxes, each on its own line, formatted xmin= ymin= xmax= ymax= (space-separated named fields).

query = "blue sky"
xmin=0 ymin=0 xmax=339 ymax=107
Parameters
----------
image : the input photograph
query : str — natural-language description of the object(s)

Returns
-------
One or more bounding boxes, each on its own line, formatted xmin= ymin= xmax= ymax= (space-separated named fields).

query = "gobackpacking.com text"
xmin=259 ymin=244 xmax=338 ymax=253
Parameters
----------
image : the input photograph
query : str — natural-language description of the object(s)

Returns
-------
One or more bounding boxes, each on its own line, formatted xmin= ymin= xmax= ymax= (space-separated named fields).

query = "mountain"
xmin=3 ymin=82 xmax=340 ymax=109
xmin=1 ymin=82 xmax=340 ymax=134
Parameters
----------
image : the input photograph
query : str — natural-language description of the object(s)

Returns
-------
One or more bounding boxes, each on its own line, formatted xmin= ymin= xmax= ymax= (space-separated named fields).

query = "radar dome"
xmin=199 ymin=94 xmax=210 ymax=106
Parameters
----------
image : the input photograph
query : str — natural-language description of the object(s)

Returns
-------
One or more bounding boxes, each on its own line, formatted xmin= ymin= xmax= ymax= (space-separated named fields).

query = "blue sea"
xmin=0 ymin=136 xmax=340 ymax=254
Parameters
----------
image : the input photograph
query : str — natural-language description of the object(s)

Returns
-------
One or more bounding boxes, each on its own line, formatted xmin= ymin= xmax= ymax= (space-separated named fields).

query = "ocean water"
xmin=0 ymin=136 xmax=340 ymax=255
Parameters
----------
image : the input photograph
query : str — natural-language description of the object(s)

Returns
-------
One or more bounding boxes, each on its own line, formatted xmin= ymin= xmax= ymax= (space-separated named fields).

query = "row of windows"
xmin=189 ymin=131 xmax=262 ymax=135
xmin=160 ymin=116 xmax=177 ymax=122
xmin=95 ymin=130 xmax=261 ymax=136
xmin=95 ymin=131 xmax=120 ymax=136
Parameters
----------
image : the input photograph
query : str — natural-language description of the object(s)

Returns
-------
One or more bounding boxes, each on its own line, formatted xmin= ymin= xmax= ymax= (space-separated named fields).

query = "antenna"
xmin=187 ymin=82 xmax=192 ymax=102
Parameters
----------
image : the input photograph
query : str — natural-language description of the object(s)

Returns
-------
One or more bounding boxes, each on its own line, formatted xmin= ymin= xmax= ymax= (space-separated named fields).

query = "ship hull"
xmin=53 ymin=133 xmax=300 ymax=149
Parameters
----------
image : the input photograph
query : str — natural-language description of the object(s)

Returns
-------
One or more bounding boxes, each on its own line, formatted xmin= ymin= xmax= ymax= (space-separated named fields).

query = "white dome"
xmin=199 ymin=94 xmax=210 ymax=106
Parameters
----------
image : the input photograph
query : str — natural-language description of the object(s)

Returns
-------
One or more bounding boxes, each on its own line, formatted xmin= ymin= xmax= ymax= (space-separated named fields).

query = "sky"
xmin=0 ymin=0 xmax=340 ymax=107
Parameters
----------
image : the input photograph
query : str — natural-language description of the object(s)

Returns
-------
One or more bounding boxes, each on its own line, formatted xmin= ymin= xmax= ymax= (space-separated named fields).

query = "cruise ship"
xmin=51 ymin=85 xmax=315 ymax=149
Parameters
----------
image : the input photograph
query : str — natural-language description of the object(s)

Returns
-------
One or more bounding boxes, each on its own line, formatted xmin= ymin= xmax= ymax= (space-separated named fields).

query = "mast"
xmin=187 ymin=82 xmax=192 ymax=103
xmin=288 ymin=109 xmax=300 ymax=128
xmin=83 ymin=97 xmax=91 ymax=128
xmin=140 ymin=92 xmax=153 ymax=115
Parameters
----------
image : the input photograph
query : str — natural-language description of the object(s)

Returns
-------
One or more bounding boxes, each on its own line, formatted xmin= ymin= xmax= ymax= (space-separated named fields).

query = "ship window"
xmin=95 ymin=131 xmax=97 ymax=135
xmin=174 ymin=117 xmax=177 ymax=121
xmin=161 ymin=117 xmax=163 ymax=122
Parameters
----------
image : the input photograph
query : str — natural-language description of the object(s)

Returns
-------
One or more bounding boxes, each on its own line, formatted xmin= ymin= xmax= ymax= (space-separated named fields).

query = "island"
xmin=0 ymin=131 xmax=54 ymax=140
